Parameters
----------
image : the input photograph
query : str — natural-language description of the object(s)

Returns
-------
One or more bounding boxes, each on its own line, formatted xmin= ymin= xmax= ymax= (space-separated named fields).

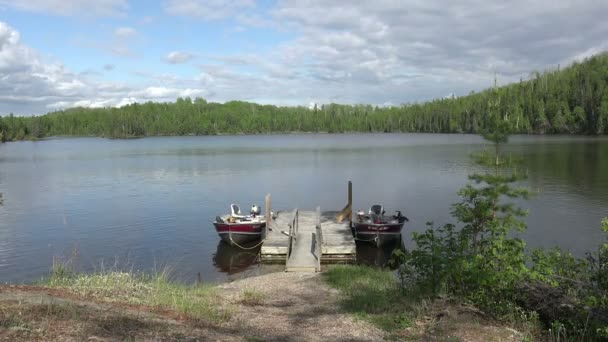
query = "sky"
xmin=1 ymin=0 xmax=608 ymax=115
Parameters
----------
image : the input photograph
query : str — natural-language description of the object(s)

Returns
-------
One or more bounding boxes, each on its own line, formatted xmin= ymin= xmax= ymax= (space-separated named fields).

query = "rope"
xmin=229 ymin=234 xmax=266 ymax=250
xmin=354 ymin=234 xmax=379 ymax=242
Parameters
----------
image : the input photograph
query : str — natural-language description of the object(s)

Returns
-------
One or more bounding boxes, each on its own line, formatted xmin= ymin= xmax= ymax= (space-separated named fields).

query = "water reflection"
xmin=212 ymin=235 xmax=403 ymax=274
xmin=356 ymin=239 xmax=403 ymax=267
xmin=212 ymin=240 xmax=260 ymax=274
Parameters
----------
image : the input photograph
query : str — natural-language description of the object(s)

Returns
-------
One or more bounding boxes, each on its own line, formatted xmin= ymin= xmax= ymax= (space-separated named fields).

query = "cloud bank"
xmin=1 ymin=0 xmax=608 ymax=115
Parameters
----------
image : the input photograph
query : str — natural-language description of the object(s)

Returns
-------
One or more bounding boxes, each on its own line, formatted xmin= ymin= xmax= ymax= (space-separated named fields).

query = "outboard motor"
xmin=394 ymin=210 xmax=409 ymax=223
xmin=250 ymin=204 xmax=261 ymax=216
xmin=370 ymin=205 xmax=385 ymax=224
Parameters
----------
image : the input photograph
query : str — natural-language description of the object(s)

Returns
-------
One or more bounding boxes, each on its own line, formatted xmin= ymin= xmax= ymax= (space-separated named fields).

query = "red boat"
xmin=213 ymin=204 xmax=266 ymax=247
xmin=352 ymin=205 xmax=408 ymax=247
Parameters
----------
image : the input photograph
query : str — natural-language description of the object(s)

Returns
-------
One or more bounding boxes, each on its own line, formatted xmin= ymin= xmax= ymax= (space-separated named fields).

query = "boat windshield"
xmin=370 ymin=204 xmax=383 ymax=216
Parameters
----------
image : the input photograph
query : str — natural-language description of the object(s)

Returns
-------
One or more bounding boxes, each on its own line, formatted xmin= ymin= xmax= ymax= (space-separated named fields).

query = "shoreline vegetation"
xmin=2 ymin=53 xmax=608 ymax=142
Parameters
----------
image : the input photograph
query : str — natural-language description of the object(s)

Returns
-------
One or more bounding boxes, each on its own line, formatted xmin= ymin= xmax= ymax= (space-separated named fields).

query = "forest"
xmin=1 ymin=52 xmax=608 ymax=141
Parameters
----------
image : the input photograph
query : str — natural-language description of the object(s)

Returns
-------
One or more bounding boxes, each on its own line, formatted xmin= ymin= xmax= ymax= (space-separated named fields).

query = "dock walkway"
xmin=261 ymin=209 xmax=356 ymax=272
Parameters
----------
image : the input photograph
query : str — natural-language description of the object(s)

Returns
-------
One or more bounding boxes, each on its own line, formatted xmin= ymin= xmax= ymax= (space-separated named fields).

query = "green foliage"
xmin=529 ymin=248 xmax=587 ymax=287
xmin=390 ymin=223 xmax=467 ymax=296
xmin=389 ymin=108 xmax=538 ymax=328
xmin=2 ymin=53 xmax=608 ymax=142
xmin=386 ymin=104 xmax=608 ymax=338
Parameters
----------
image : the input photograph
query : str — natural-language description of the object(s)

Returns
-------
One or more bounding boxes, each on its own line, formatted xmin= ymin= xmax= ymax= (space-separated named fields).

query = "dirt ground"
xmin=0 ymin=272 xmax=527 ymax=341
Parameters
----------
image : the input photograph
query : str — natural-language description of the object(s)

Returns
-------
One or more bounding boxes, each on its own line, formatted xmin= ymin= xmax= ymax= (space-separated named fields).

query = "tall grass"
xmin=41 ymin=262 xmax=230 ymax=323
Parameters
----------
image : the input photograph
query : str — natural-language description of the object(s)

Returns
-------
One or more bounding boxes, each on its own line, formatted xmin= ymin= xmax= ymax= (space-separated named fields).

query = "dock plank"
xmin=260 ymin=211 xmax=291 ymax=258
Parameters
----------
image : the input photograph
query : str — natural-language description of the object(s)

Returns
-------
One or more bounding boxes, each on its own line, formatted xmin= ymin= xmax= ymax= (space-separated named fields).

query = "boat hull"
xmin=352 ymin=222 xmax=404 ymax=247
xmin=213 ymin=222 xmax=265 ymax=247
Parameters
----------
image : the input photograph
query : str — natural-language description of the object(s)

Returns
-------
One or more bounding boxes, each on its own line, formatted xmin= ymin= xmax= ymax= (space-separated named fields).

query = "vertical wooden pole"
xmin=348 ymin=181 xmax=352 ymax=224
xmin=265 ymin=193 xmax=271 ymax=234
xmin=316 ymin=206 xmax=322 ymax=272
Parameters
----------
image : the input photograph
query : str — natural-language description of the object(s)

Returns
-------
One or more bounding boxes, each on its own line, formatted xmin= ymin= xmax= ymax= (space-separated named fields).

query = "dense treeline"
xmin=1 ymin=53 xmax=608 ymax=141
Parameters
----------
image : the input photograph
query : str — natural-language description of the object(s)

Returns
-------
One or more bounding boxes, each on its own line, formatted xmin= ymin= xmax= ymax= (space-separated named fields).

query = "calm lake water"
xmin=1 ymin=134 xmax=607 ymax=284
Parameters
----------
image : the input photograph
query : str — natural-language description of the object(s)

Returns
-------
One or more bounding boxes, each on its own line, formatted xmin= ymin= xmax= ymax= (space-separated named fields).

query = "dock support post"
xmin=265 ymin=193 xmax=271 ymax=235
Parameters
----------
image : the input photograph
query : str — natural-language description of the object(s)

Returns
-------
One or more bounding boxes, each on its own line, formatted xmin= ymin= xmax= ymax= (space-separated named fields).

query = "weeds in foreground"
xmin=40 ymin=263 xmax=230 ymax=323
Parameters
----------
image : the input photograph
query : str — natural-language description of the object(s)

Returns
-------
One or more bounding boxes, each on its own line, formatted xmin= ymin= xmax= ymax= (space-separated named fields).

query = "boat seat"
xmin=370 ymin=213 xmax=381 ymax=224
xmin=216 ymin=216 xmax=224 ymax=223
xmin=231 ymin=204 xmax=247 ymax=218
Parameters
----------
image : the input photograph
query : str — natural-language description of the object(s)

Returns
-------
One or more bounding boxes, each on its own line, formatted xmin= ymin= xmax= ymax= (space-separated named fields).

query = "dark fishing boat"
xmin=213 ymin=204 xmax=266 ymax=247
xmin=352 ymin=204 xmax=408 ymax=247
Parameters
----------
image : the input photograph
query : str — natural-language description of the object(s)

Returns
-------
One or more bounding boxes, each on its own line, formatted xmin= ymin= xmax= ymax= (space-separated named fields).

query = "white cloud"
xmin=164 ymin=0 xmax=255 ymax=20
xmin=132 ymin=86 xmax=207 ymax=99
xmin=0 ymin=21 xmax=91 ymax=109
xmin=139 ymin=15 xmax=155 ymax=25
xmin=0 ymin=21 xmax=211 ymax=114
xmin=0 ymin=0 xmax=127 ymax=16
xmin=109 ymin=27 xmax=138 ymax=57
xmin=114 ymin=27 xmax=137 ymax=39
xmin=165 ymin=51 xmax=194 ymax=64
xmin=109 ymin=45 xmax=134 ymax=57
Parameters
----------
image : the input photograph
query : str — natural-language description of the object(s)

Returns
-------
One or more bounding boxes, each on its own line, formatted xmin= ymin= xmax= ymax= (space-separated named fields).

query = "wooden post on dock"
xmin=315 ymin=206 xmax=322 ymax=272
xmin=265 ymin=193 xmax=271 ymax=235
xmin=347 ymin=181 xmax=352 ymax=224
xmin=335 ymin=181 xmax=352 ymax=223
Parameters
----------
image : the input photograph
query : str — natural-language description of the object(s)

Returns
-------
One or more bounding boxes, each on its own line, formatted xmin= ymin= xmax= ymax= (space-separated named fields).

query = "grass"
xmin=324 ymin=265 xmax=543 ymax=340
xmin=0 ymin=301 xmax=184 ymax=340
xmin=324 ymin=265 xmax=417 ymax=332
xmin=240 ymin=288 xmax=265 ymax=306
xmin=40 ymin=264 xmax=230 ymax=323
xmin=0 ymin=311 xmax=31 ymax=331
xmin=0 ymin=301 xmax=86 ymax=340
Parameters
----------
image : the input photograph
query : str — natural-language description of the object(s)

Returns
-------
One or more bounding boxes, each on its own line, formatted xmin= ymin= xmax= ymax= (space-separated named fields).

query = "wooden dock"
xmin=260 ymin=183 xmax=356 ymax=272
xmin=261 ymin=209 xmax=356 ymax=272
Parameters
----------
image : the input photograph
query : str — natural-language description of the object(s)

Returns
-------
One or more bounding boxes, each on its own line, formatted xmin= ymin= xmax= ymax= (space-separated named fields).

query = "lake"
xmin=1 ymin=134 xmax=607 ymax=284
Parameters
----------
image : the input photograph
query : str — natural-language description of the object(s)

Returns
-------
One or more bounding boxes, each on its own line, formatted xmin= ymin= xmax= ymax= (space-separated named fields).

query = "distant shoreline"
xmin=2 ymin=131 xmax=607 ymax=144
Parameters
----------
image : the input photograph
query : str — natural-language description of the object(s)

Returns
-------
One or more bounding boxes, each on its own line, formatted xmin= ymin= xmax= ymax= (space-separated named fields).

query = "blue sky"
xmin=1 ymin=0 xmax=608 ymax=115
